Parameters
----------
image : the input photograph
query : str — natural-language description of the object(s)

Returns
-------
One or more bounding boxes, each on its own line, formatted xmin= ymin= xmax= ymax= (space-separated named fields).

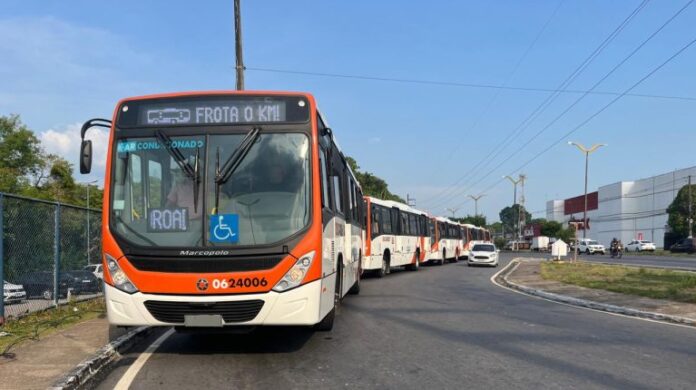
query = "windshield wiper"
xmin=155 ymin=130 xmax=201 ymax=211
xmin=214 ymin=127 xmax=261 ymax=213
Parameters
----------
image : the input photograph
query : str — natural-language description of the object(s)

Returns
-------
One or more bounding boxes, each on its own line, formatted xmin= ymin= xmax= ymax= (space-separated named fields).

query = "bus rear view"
xmin=80 ymin=91 xmax=362 ymax=331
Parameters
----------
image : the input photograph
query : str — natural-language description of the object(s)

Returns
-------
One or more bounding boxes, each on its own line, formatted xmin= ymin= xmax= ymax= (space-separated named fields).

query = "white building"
xmin=547 ymin=166 xmax=696 ymax=248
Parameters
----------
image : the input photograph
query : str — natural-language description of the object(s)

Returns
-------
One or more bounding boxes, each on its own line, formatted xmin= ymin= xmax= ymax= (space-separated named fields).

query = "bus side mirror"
xmin=80 ymin=140 xmax=93 ymax=174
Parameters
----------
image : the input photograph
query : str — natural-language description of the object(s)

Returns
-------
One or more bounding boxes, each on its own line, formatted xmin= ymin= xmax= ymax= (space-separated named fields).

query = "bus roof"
xmin=367 ymin=196 xmax=427 ymax=216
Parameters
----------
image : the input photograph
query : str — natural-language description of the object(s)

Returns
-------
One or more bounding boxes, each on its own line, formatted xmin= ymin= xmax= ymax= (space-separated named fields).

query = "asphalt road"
xmin=97 ymin=254 xmax=696 ymax=389
xmin=513 ymin=251 xmax=696 ymax=270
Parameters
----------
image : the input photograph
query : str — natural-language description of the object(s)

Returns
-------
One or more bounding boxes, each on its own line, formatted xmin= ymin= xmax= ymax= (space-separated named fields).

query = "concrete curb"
xmin=49 ymin=326 xmax=155 ymax=390
xmin=494 ymin=259 xmax=696 ymax=328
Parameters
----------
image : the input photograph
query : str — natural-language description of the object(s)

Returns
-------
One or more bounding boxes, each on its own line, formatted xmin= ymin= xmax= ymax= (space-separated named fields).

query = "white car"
xmin=467 ymin=243 xmax=499 ymax=267
xmin=577 ymin=239 xmax=605 ymax=255
xmin=625 ymin=240 xmax=656 ymax=252
xmin=3 ymin=280 xmax=27 ymax=304
xmin=84 ymin=264 xmax=104 ymax=280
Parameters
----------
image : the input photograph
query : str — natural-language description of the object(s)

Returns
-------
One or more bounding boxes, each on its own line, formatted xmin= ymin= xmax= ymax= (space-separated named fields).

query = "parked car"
xmin=83 ymin=264 xmax=103 ymax=280
xmin=625 ymin=240 xmax=656 ymax=252
xmin=64 ymin=270 xmax=102 ymax=294
xmin=670 ymin=237 xmax=696 ymax=254
xmin=3 ymin=280 xmax=27 ymax=304
xmin=17 ymin=272 xmax=72 ymax=300
xmin=577 ymin=238 xmax=605 ymax=255
xmin=468 ymin=243 xmax=499 ymax=267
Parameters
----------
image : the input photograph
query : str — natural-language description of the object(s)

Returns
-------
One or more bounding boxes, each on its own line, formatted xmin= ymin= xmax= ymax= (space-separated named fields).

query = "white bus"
xmin=428 ymin=217 xmax=464 ymax=264
xmin=363 ymin=197 xmax=429 ymax=276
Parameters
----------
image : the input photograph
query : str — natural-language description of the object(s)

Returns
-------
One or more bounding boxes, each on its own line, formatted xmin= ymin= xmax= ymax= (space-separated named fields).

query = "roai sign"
xmin=148 ymin=208 xmax=189 ymax=232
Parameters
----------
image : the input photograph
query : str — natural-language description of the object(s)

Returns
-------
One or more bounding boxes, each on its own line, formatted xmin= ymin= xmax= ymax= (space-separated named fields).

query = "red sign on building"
xmin=564 ymin=192 xmax=598 ymax=215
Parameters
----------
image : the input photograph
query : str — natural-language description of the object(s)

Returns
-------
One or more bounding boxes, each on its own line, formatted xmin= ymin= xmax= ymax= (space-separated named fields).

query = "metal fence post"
xmin=0 ymin=193 xmax=5 ymax=325
xmin=53 ymin=203 xmax=61 ymax=306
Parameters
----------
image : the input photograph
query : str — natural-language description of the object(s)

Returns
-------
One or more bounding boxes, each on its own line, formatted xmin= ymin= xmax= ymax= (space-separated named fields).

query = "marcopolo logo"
xmin=196 ymin=278 xmax=209 ymax=291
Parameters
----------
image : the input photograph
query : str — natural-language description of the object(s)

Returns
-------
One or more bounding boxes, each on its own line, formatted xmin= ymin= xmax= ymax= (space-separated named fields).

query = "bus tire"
xmin=314 ymin=308 xmax=335 ymax=331
xmin=376 ymin=252 xmax=390 ymax=278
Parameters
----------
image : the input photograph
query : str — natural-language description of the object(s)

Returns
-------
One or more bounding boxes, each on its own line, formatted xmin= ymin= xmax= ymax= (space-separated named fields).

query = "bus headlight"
xmin=273 ymin=251 xmax=315 ymax=292
xmin=105 ymin=254 xmax=139 ymax=294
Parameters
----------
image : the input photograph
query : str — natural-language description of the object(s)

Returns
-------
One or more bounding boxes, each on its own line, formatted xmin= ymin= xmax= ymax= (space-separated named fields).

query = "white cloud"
xmin=38 ymin=122 xmax=110 ymax=184
xmin=368 ymin=137 xmax=382 ymax=144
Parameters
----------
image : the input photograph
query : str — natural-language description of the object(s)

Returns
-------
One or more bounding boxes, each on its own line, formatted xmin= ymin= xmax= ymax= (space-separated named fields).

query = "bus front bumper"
xmin=105 ymin=279 xmax=322 ymax=327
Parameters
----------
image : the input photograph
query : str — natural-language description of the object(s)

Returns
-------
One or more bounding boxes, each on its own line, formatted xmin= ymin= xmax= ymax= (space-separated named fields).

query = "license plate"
xmin=184 ymin=314 xmax=224 ymax=327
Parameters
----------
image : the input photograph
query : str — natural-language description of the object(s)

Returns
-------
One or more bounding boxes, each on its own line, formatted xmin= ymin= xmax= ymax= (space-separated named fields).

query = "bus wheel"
xmin=376 ymin=253 xmax=390 ymax=278
xmin=314 ymin=308 xmax=335 ymax=331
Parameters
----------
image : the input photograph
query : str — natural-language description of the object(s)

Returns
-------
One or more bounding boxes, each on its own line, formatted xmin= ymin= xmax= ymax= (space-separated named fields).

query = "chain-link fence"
xmin=0 ymin=192 xmax=102 ymax=324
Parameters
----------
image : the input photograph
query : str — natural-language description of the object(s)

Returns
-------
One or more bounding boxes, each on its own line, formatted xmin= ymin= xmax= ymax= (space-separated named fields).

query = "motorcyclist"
xmin=610 ymin=237 xmax=622 ymax=257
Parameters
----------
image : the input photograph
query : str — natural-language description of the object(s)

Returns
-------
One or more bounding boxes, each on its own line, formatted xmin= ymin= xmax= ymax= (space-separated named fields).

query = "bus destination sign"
xmin=139 ymin=100 xmax=287 ymax=125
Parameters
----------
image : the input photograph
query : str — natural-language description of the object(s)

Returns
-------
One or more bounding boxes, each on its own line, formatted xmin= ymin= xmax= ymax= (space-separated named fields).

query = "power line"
xmin=423 ymin=0 xmax=652 ymax=209
xmin=246 ymin=66 xmax=696 ymax=102
xmin=440 ymin=0 xmax=566 ymax=165
xmin=435 ymin=0 xmax=693 ymax=212
xmin=457 ymin=32 xmax=696 ymax=211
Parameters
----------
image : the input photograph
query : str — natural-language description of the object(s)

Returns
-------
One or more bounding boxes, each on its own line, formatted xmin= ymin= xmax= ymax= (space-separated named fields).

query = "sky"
xmin=1 ymin=0 xmax=695 ymax=222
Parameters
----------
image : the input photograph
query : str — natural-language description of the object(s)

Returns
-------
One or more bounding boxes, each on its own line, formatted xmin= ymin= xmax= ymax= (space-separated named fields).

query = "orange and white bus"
xmin=363 ymin=197 xmax=429 ymax=276
xmin=428 ymin=217 xmax=464 ymax=264
xmin=79 ymin=91 xmax=363 ymax=331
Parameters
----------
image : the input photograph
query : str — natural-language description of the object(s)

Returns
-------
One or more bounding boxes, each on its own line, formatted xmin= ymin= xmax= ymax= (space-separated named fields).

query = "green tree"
xmin=453 ymin=215 xmax=487 ymax=227
xmin=346 ymin=156 xmax=405 ymax=203
xmin=666 ymin=184 xmax=696 ymax=238
xmin=499 ymin=204 xmax=531 ymax=233
xmin=0 ymin=114 xmax=44 ymax=192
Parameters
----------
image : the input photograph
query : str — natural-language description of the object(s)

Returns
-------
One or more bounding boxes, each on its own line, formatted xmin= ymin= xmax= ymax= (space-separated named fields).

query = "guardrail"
xmin=0 ymin=192 xmax=102 ymax=325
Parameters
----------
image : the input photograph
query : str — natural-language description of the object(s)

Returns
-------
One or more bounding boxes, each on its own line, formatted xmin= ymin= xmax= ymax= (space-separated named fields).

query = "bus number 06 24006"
xmin=211 ymin=278 xmax=268 ymax=289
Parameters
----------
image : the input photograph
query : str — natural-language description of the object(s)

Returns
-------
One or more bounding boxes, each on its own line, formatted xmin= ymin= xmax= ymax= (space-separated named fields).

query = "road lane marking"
xmin=490 ymin=259 xmax=695 ymax=330
xmin=114 ymin=328 xmax=175 ymax=390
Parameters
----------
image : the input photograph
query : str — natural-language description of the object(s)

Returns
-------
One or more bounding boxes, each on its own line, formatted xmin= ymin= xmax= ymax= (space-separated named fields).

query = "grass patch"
xmin=540 ymin=262 xmax=696 ymax=303
xmin=0 ymin=298 xmax=105 ymax=356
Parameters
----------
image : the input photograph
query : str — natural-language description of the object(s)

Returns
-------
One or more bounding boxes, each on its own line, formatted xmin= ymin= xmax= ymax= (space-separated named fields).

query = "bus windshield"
xmin=110 ymin=132 xmax=310 ymax=247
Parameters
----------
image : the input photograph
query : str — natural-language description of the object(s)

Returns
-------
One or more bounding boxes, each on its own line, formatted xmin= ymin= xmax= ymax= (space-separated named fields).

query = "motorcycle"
xmin=610 ymin=242 xmax=623 ymax=259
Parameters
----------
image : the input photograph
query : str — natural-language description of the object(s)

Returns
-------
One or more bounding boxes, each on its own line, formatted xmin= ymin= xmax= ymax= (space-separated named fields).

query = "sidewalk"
xmin=506 ymin=259 xmax=696 ymax=322
xmin=0 ymin=317 xmax=119 ymax=390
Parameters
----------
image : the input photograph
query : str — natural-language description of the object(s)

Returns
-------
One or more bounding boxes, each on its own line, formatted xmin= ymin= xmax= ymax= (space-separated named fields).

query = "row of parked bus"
xmin=363 ymin=196 xmax=490 ymax=277
xmin=80 ymin=90 xmax=492 ymax=332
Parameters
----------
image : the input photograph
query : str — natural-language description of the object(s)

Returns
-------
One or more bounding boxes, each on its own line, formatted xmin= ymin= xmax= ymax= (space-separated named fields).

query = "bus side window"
xmin=372 ymin=205 xmax=380 ymax=237
xmin=382 ymin=207 xmax=392 ymax=235
xmin=319 ymin=149 xmax=330 ymax=209
xmin=346 ymin=175 xmax=354 ymax=222
xmin=332 ymin=176 xmax=343 ymax=214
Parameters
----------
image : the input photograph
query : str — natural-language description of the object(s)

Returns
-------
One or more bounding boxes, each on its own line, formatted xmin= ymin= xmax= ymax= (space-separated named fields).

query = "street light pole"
xmin=568 ymin=142 xmax=606 ymax=239
xmin=468 ymin=194 xmax=485 ymax=216
xmin=446 ymin=207 xmax=459 ymax=219
xmin=503 ymin=175 xmax=522 ymax=242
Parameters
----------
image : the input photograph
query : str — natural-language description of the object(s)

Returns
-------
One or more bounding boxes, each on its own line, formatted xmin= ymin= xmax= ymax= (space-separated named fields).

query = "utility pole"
xmin=519 ymin=174 xmax=526 ymax=241
xmin=468 ymin=194 xmax=485 ymax=216
xmin=689 ymin=175 xmax=693 ymax=238
xmin=407 ymin=194 xmax=416 ymax=207
xmin=446 ymin=207 xmax=459 ymax=219
xmin=503 ymin=175 xmax=523 ymax=243
xmin=568 ymin=142 xmax=606 ymax=239
xmin=234 ymin=0 xmax=245 ymax=90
